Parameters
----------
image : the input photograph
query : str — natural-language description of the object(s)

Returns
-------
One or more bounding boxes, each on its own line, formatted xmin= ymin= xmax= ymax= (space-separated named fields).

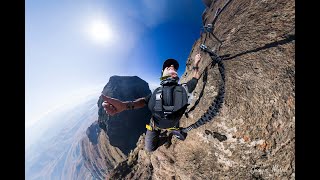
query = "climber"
xmin=101 ymin=53 xmax=202 ymax=152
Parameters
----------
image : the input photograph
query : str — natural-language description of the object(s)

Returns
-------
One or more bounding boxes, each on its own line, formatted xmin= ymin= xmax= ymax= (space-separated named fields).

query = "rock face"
xmin=97 ymin=75 xmax=152 ymax=155
xmin=81 ymin=121 xmax=127 ymax=179
xmin=107 ymin=0 xmax=295 ymax=179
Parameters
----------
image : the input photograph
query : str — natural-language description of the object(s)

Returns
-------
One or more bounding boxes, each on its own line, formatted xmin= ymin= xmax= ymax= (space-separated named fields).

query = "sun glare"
xmin=88 ymin=19 xmax=114 ymax=44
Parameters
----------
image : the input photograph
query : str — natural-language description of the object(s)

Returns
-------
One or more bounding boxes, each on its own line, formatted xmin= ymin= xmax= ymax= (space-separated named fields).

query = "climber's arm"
xmin=192 ymin=53 xmax=201 ymax=80
xmin=124 ymin=96 xmax=149 ymax=110
xmin=186 ymin=77 xmax=199 ymax=93
xmin=101 ymin=94 xmax=150 ymax=116
xmin=192 ymin=67 xmax=200 ymax=80
xmin=186 ymin=53 xmax=202 ymax=93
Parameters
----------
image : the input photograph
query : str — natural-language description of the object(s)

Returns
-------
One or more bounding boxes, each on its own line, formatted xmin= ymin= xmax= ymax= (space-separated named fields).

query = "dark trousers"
xmin=145 ymin=130 xmax=169 ymax=152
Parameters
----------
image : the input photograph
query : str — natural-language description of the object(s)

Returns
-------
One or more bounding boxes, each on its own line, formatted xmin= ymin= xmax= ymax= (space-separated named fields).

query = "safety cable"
xmin=170 ymin=0 xmax=234 ymax=139
xmin=182 ymin=44 xmax=225 ymax=133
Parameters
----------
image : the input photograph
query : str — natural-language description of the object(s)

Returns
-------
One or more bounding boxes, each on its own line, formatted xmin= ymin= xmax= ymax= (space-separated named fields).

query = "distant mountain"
xmin=80 ymin=121 xmax=126 ymax=180
xmin=82 ymin=76 xmax=152 ymax=179
xmin=26 ymin=76 xmax=155 ymax=180
xmin=26 ymin=96 xmax=99 ymax=180
xmin=97 ymin=76 xmax=152 ymax=154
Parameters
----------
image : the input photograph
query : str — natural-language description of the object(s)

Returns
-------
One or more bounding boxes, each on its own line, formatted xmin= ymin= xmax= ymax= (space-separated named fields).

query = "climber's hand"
xmin=101 ymin=94 xmax=126 ymax=116
xmin=194 ymin=53 xmax=201 ymax=66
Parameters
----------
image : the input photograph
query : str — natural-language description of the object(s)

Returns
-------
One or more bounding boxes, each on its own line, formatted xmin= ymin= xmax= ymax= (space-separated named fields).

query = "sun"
xmin=88 ymin=19 xmax=114 ymax=45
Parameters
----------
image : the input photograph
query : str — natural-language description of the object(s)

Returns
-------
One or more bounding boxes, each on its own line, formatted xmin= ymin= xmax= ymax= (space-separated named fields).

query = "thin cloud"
xmin=26 ymin=83 xmax=104 ymax=130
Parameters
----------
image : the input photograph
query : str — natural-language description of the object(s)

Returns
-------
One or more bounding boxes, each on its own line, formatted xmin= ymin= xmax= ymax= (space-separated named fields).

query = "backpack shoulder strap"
xmin=153 ymin=87 xmax=163 ymax=112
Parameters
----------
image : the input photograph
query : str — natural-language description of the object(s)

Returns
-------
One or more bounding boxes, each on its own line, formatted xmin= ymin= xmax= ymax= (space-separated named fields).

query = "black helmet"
xmin=162 ymin=58 xmax=179 ymax=72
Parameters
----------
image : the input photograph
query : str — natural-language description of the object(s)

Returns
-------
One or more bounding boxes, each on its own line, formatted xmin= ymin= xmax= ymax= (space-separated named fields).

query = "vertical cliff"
xmin=81 ymin=121 xmax=127 ymax=180
xmin=81 ymin=76 xmax=153 ymax=179
xmin=98 ymin=76 xmax=152 ymax=154
xmin=107 ymin=0 xmax=295 ymax=179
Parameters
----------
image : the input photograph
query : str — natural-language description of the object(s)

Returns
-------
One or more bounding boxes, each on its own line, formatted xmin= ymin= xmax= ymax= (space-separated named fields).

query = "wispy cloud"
xmin=26 ymin=83 xmax=104 ymax=129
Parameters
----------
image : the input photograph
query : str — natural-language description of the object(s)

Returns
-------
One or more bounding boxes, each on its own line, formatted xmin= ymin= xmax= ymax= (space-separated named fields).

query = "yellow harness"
xmin=146 ymin=124 xmax=179 ymax=131
xmin=145 ymin=119 xmax=180 ymax=131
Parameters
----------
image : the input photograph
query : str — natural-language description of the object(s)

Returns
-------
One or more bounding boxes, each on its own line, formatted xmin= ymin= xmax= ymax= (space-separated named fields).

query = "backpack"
xmin=147 ymin=79 xmax=192 ymax=129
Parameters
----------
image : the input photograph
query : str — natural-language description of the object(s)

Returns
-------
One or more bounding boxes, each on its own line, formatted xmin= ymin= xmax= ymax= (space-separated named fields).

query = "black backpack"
xmin=147 ymin=78 xmax=191 ymax=129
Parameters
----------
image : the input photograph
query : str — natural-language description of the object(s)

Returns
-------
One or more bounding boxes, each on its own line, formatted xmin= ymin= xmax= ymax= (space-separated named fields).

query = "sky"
xmin=26 ymin=0 xmax=205 ymax=128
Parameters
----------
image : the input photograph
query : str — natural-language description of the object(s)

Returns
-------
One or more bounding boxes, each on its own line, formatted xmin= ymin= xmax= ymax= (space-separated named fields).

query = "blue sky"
xmin=26 ymin=0 xmax=205 ymax=127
